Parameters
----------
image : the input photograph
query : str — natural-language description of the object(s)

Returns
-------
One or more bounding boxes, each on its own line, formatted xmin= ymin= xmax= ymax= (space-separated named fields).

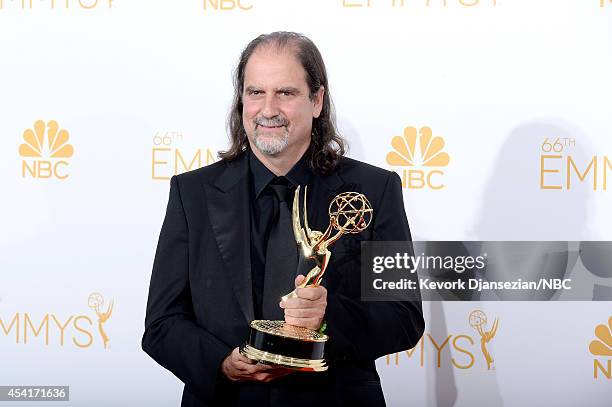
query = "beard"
xmin=253 ymin=128 xmax=289 ymax=155
xmin=252 ymin=115 xmax=290 ymax=155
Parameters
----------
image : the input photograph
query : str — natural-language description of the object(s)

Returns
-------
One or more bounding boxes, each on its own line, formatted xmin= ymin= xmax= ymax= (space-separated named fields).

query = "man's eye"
xmin=250 ymin=90 xmax=261 ymax=96
xmin=280 ymin=91 xmax=293 ymax=97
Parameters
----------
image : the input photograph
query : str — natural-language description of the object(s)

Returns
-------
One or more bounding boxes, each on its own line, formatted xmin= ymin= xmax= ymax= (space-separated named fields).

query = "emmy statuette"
xmin=240 ymin=186 xmax=373 ymax=372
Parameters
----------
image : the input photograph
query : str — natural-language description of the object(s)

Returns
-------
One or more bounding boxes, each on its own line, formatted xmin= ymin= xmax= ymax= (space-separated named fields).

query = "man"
xmin=142 ymin=31 xmax=424 ymax=407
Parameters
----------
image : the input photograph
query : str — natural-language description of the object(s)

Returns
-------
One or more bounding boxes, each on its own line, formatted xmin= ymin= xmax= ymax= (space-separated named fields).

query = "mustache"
xmin=254 ymin=116 xmax=288 ymax=127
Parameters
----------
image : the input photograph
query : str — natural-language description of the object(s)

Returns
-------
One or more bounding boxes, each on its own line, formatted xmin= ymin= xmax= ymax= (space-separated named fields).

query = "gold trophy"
xmin=240 ymin=186 xmax=373 ymax=371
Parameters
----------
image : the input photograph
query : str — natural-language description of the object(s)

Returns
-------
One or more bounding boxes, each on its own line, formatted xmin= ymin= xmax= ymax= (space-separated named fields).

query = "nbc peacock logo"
xmin=202 ymin=0 xmax=253 ymax=11
xmin=589 ymin=315 xmax=612 ymax=380
xmin=386 ymin=126 xmax=450 ymax=190
xmin=18 ymin=120 xmax=74 ymax=180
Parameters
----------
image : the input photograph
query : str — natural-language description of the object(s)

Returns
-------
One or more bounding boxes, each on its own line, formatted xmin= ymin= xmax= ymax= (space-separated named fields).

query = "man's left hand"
xmin=280 ymin=275 xmax=327 ymax=331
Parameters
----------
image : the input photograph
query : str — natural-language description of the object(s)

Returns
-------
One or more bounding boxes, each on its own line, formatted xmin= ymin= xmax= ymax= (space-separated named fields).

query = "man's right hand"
xmin=220 ymin=347 xmax=294 ymax=383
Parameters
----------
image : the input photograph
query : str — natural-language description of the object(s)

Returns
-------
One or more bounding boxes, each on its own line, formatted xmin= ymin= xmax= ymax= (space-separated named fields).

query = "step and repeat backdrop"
xmin=1 ymin=1 xmax=611 ymax=406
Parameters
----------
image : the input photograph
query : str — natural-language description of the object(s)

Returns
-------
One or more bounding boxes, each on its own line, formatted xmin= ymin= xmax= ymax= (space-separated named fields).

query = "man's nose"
xmin=261 ymin=94 xmax=280 ymax=118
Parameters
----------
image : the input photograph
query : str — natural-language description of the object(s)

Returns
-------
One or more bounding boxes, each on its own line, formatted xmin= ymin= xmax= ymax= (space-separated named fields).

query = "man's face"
xmin=242 ymin=45 xmax=324 ymax=157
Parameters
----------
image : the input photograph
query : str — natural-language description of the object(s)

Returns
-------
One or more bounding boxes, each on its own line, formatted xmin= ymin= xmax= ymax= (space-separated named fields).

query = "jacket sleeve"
xmin=141 ymin=175 xmax=232 ymax=403
xmin=325 ymin=171 xmax=425 ymax=361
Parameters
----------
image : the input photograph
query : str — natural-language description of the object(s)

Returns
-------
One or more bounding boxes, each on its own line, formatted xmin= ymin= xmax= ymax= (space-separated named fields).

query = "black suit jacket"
xmin=142 ymin=152 xmax=425 ymax=407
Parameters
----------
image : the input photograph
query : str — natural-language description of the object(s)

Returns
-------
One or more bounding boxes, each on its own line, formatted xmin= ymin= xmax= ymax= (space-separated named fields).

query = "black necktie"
xmin=262 ymin=177 xmax=298 ymax=320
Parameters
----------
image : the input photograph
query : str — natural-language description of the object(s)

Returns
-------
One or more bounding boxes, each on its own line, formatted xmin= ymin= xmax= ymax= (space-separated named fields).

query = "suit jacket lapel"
xmin=203 ymin=153 xmax=254 ymax=323
xmin=201 ymin=155 xmax=354 ymax=325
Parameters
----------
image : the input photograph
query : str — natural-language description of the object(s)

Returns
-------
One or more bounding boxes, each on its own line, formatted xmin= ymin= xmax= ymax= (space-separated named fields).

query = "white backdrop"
xmin=1 ymin=1 xmax=611 ymax=406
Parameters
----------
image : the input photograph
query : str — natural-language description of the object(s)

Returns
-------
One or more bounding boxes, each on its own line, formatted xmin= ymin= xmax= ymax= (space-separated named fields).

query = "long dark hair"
xmin=218 ymin=31 xmax=346 ymax=175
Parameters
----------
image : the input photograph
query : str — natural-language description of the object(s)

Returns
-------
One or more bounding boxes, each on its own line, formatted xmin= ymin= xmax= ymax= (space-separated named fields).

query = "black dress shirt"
xmin=248 ymin=150 xmax=312 ymax=319
xmin=248 ymin=148 xmax=312 ymax=320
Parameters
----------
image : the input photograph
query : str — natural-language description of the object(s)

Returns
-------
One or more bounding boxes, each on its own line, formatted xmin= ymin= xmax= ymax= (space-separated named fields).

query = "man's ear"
xmin=313 ymin=86 xmax=325 ymax=118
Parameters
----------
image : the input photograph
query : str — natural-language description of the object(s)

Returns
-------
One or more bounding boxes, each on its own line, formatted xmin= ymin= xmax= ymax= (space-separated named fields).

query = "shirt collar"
xmin=248 ymin=147 xmax=312 ymax=199
xmin=249 ymin=149 xmax=275 ymax=199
